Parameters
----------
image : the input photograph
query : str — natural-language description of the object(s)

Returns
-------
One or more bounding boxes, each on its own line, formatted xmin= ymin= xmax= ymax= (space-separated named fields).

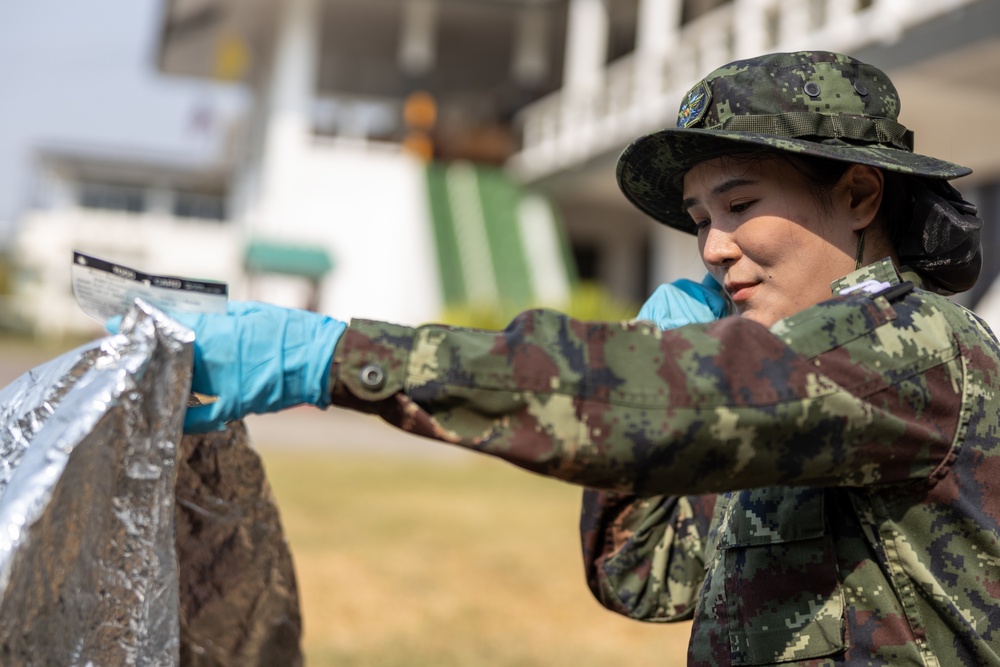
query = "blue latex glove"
xmin=637 ymin=273 xmax=729 ymax=330
xmin=108 ymin=301 xmax=346 ymax=432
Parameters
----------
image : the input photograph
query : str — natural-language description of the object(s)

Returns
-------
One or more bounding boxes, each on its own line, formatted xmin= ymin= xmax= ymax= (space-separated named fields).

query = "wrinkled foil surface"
xmin=0 ymin=300 xmax=301 ymax=666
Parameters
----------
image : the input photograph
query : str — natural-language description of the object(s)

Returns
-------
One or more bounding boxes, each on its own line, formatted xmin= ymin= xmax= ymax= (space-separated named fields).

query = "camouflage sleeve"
xmin=330 ymin=288 xmax=962 ymax=495
xmin=579 ymin=490 xmax=716 ymax=621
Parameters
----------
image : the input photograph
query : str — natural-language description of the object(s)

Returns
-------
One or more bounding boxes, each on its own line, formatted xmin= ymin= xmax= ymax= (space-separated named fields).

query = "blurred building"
xmin=154 ymin=0 xmax=581 ymax=328
xmin=14 ymin=145 xmax=241 ymax=336
xmin=11 ymin=0 xmax=1000 ymax=335
xmin=155 ymin=0 xmax=1000 ymax=310
xmin=508 ymin=0 xmax=1000 ymax=314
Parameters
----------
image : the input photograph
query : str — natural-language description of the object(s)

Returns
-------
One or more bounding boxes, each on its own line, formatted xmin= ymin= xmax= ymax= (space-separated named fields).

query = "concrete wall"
xmin=14 ymin=210 xmax=242 ymax=337
xmin=245 ymin=140 xmax=443 ymax=325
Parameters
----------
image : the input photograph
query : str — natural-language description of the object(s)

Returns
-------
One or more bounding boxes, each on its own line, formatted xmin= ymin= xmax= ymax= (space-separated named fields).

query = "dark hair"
xmin=777 ymin=153 xmax=911 ymax=252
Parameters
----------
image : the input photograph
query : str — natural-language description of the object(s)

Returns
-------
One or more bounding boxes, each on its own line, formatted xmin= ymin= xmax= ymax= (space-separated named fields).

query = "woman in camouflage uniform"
xmin=578 ymin=51 xmax=992 ymax=666
xmin=136 ymin=52 xmax=994 ymax=665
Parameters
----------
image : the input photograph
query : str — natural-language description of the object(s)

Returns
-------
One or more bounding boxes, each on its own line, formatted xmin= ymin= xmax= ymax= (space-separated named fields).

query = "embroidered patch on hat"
xmin=676 ymin=81 xmax=710 ymax=128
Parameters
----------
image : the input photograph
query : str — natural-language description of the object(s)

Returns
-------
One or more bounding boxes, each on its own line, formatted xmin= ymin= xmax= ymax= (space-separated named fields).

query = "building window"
xmin=571 ymin=242 xmax=600 ymax=283
xmin=173 ymin=192 xmax=227 ymax=221
xmin=78 ymin=182 xmax=145 ymax=213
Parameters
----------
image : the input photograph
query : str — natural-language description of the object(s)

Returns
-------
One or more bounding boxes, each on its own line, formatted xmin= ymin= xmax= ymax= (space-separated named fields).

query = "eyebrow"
xmin=680 ymin=177 xmax=758 ymax=213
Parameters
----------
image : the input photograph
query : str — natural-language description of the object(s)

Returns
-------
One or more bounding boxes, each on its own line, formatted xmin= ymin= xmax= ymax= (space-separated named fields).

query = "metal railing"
xmin=508 ymin=0 xmax=980 ymax=183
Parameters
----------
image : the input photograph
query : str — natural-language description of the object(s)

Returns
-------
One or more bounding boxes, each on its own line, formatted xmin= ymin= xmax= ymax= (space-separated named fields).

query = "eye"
xmin=693 ymin=218 xmax=711 ymax=232
xmin=729 ymin=200 xmax=755 ymax=214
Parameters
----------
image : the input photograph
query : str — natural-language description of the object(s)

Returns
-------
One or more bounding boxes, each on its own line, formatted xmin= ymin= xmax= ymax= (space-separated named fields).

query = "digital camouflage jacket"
xmin=330 ymin=259 xmax=1000 ymax=666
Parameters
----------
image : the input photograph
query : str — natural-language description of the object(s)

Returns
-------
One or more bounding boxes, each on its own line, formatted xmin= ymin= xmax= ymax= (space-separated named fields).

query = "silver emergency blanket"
xmin=0 ymin=300 xmax=302 ymax=666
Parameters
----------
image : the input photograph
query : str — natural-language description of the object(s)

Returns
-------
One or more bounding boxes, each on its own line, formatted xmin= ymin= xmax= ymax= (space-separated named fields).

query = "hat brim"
xmin=617 ymin=128 xmax=972 ymax=234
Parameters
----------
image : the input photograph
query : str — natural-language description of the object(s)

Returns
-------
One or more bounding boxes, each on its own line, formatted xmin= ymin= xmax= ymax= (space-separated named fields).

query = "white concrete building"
xmin=509 ymin=0 xmax=1000 ymax=311
xmin=12 ymin=0 xmax=1000 ymax=335
xmin=152 ymin=0 xmax=1000 ymax=314
xmin=153 ymin=0 xmax=579 ymax=327
xmin=14 ymin=146 xmax=241 ymax=337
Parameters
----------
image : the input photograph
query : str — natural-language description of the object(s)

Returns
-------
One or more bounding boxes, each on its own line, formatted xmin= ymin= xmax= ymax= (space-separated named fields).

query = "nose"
xmin=700 ymin=226 xmax=741 ymax=268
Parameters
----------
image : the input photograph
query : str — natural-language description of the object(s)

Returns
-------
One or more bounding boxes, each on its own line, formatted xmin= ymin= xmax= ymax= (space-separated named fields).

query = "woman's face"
xmin=682 ymin=155 xmax=860 ymax=327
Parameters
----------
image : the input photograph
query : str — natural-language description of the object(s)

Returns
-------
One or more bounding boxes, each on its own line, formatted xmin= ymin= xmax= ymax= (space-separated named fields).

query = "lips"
xmin=724 ymin=281 xmax=759 ymax=303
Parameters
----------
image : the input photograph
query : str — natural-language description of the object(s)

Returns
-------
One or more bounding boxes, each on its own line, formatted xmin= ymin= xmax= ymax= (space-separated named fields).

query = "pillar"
xmin=733 ymin=0 xmax=767 ymax=58
xmin=258 ymin=0 xmax=320 ymax=232
xmin=563 ymin=0 xmax=609 ymax=91
xmin=635 ymin=0 xmax=684 ymax=100
xmin=636 ymin=0 xmax=683 ymax=58
xmin=399 ymin=0 xmax=438 ymax=76
xmin=512 ymin=4 xmax=550 ymax=87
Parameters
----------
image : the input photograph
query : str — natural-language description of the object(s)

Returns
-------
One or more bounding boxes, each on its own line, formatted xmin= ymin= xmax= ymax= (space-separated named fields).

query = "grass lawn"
xmin=260 ymin=451 xmax=692 ymax=667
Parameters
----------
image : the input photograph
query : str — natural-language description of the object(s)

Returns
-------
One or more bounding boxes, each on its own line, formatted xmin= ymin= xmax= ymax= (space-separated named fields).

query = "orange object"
xmin=403 ymin=91 xmax=437 ymax=130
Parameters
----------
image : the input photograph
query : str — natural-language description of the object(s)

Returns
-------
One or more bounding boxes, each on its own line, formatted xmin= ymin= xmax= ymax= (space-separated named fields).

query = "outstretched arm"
xmin=330 ymin=287 xmax=961 ymax=494
xmin=127 ymin=283 xmax=962 ymax=493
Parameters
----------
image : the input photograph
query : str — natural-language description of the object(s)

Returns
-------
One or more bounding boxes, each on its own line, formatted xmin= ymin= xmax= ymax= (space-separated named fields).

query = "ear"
xmin=840 ymin=164 xmax=884 ymax=232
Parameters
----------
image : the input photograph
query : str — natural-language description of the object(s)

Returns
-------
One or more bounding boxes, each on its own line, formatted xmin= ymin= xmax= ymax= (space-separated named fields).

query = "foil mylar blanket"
xmin=0 ymin=300 xmax=302 ymax=666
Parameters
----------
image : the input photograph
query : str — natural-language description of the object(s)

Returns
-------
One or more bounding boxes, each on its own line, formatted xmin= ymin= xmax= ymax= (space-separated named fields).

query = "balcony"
xmin=508 ymin=0 xmax=987 ymax=185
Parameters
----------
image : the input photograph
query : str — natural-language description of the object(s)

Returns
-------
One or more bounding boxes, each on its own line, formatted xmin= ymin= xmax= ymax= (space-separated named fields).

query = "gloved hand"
xmin=637 ymin=273 xmax=729 ymax=330
xmin=109 ymin=301 xmax=346 ymax=432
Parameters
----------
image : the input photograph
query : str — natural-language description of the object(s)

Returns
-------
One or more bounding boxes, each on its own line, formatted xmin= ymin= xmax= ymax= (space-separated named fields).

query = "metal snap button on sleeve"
xmin=359 ymin=364 xmax=386 ymax=391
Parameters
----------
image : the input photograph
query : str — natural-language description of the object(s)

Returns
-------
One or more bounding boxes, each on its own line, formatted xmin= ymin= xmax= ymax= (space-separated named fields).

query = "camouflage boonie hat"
xmin=617 ymin=51 xmax=972 ymax=234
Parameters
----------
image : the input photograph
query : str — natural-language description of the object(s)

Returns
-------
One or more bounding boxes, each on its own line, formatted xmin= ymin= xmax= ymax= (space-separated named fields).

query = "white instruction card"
xmin=72 ymin=251 xmax=228 ymax=322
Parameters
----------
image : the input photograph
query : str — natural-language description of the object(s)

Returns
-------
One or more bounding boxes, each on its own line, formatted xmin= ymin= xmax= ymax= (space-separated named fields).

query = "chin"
xmin=736 ymin=307 xmax=779 ymax=328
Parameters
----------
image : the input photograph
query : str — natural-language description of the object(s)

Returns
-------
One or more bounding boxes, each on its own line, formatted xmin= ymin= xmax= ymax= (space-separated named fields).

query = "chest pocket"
xmin=716 ymin=487 xmax=845 ymax=665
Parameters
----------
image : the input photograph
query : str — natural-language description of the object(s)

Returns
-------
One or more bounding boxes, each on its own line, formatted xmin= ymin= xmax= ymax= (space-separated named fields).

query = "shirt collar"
xmin=829 ymin=257 xmax=924 ymax=296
